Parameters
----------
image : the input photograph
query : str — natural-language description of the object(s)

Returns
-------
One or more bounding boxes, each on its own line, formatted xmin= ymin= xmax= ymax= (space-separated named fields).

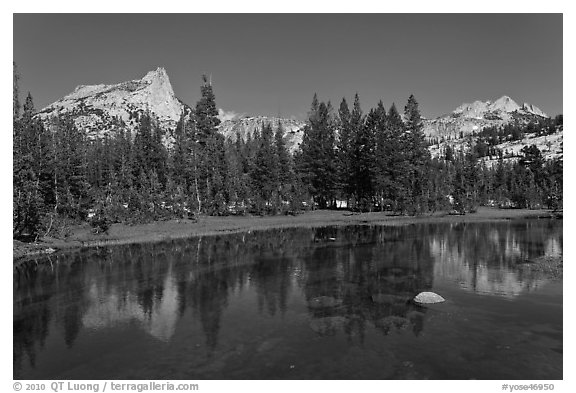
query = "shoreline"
xmin=13 ymin=207 xmax=559 ymax=262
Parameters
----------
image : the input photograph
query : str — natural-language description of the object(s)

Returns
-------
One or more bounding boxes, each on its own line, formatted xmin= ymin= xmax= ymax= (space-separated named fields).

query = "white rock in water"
xmin=413 ymin=292 xmax=445 ymax=304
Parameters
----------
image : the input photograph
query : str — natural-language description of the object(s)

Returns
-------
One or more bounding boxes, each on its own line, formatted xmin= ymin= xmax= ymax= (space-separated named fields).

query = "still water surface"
xmin=14 ymin=220 xmax=562 ymax=379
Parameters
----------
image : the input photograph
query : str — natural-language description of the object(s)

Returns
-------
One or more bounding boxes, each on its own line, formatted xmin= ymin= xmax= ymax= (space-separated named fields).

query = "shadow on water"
xmin=13 ymin=220 xmax=562 ymax=379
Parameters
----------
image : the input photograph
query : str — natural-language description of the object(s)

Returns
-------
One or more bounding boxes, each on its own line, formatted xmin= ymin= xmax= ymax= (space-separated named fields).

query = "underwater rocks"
xmin=375 ymin=316 xmax=410 ymax=333
xmin=307 ymin=296 xmax=343 ymax=309
xmin=371 ymin=293 xmax=410 ymax=305
xmin=309 ymin=316 xmax=348 ymax=335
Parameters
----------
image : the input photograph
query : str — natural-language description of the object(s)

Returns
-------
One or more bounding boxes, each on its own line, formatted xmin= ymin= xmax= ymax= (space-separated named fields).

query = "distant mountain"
xmin=423 ymin=95 xmax=548 ymax=141
xmin=217 ymin=115 xmax=306 ymax=152
xmin=37 ymin=69 xmax=554 ymax=159
xmin=37 ymin=67 xmax=189 ymax=139
xmin=427 ymin=96 xmax=562 ymax=167
xmin=36 ymin=68 xmax=306 ymax=150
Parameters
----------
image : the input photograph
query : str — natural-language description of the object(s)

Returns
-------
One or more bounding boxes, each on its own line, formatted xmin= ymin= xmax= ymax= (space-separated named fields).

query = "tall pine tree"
xmin=403 ymin=94 xmax=431 ymax=214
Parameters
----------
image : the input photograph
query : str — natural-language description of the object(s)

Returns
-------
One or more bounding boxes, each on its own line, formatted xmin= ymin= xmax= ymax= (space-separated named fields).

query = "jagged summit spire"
xmin=489 ymin=95 xmax=520 ymax=112
xmin=452 ymin=95 xmax=546 ymax=118
xmin=38 ymin=66 xmax=186 ymax=134
xmin=142 ymin=67 xmax=170 ymax=83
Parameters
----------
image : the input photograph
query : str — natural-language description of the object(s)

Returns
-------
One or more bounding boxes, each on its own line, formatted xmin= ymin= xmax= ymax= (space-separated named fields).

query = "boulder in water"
xmin=413 ymin=291 xmax=445 ymax=304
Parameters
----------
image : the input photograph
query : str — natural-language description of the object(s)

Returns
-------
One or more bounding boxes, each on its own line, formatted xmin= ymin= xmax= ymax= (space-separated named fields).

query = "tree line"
xmin=13 ymin=63 xmax=563 ymax=241
xmin=296 ymin=93 xmax=562 ymax=214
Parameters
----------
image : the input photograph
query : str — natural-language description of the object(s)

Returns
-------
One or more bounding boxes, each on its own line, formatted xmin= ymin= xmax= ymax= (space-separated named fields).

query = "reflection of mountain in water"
xmin=81 ymin=263 xmax=179 ymax=341
xmin=13 ymin=220 xmax=562 ymax=377
xmin=430 ymin=222 xmax=562 ymax=298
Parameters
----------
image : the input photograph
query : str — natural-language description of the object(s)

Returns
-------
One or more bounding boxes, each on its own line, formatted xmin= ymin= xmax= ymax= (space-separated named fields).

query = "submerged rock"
xmin=256 ymin=338 xmax=283 ymax=353
xmin=307 ymin=296 xmax=343 ymax=309
xmin=375 ymin=316 xmax=410 ymax=333
xmin=413 ymin=292 xmax=445 ymax=304
xmin=309 ymin=316 xmax=347 ymax=335
xmin=407 ymin=310 xmax=426 ymax=321
xmin=371 ymin=293 xmax=410 ymax=305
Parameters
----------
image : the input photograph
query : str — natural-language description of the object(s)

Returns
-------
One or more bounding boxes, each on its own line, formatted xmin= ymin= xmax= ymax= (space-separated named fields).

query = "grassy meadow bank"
xmin=13 ymin=207 xmax=560 ymax=262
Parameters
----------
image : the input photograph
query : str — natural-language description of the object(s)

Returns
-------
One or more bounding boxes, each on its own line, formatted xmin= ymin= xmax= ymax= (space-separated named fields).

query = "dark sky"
xmin=13 ymin=14 xmax=563 ymax=119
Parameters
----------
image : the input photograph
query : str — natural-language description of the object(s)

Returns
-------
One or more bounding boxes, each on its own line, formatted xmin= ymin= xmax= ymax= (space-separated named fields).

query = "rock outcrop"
xmin=37 ymin=67 xmax=188 ymax=140
xmin=423 ymin=95 xmax=549 ymax=141
xmin=217 ymin=115 xmax=305 ymax=153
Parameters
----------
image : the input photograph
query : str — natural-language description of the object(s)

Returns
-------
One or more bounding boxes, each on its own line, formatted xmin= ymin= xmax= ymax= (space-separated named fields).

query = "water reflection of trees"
xmin=301 ymin=226 xmax=435 ymax=341
xmin=13 ymin=220 xmax=562 ymax=377
xmin=429 ymin=221 xmax=562 ymax=297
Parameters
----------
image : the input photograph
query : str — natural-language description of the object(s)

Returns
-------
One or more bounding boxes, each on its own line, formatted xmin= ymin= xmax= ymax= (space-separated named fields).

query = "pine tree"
xmin=133 ymin=111 xmax=153 ymax=183
xmin=383 ymin=103 xmax=407 ymax=212
xmin=51 ymin=115 xmax=90 ymax=220
xmin=252 ymin=123 xmax=279 ymax=213
xmin=336 ymin=98 xmax=353 ymax=203
xmin=13 ymin=93 xmax=49 ymax=239
xmin=223 ymin=138 xmax=248 ymax=213
xmin=519 ymin=145 xmax=545 ymax=183
xmin=372 ymin=100 xmax=389 ymax=210
xmin=352 ymin=98 xmax=376 ymax=210
xmin=150 ymin=118 xmax=168 ymax=186
xmin=193 ymin=75 xmax=226 ymax=214
xmin=403 ymin=94 xmax=431 ymax=214
xmin=274 ymin=122 xmax=292 ymax=207
xmin=13 ymin=62 xmax=21 ymax=121
xmin=171 ymin=112 xmax=190 ymax=187
xmin=299 ymin=95 xmax=338 ymax=209
xmin=348 ymin=94 xmax=366 ymax=208
xmin=204 ymin=133 xmax=228 ymax=215
xmin=544 ymin=157 xmax=562 ymax=210
xmin=195 ymin=75 xmax=221 ymax=142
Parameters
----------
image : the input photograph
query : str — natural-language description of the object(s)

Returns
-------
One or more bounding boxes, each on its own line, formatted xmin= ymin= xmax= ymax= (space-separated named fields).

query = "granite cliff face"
xmin=217 ymin=115 xmax=306 ymax=152
xmin=37 ymin=68 xmax=306 ymax=150
xmin=37 ymin=67 xmax=188 ymax=138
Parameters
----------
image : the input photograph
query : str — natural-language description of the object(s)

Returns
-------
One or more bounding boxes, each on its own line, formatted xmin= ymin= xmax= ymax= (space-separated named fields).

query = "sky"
xmin=13 ymin=13 xmax=563 ymax=120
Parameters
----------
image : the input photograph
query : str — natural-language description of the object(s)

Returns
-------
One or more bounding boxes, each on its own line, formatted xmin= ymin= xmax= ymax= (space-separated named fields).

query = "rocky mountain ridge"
xmin=217 ymin=115 xmax=306 ymax=152
xmin=37 ymin=67 xmax=188 ymax=139
xmin=36 ymin=68 xmax=558 ymax=161
xmin=423 ymin=95 xmax=548 ymax=141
